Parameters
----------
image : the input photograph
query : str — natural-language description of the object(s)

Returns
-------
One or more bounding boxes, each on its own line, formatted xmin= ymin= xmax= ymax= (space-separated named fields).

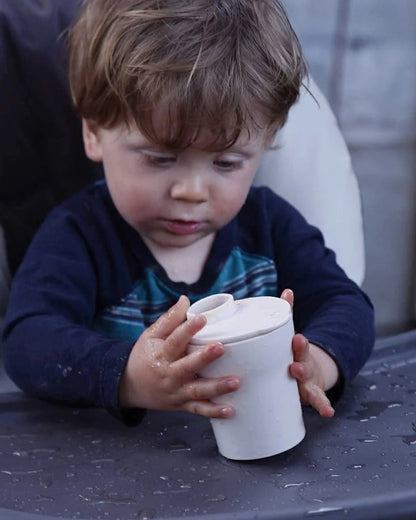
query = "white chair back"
xmin=255 ymin=77 xmax=365 ymax=286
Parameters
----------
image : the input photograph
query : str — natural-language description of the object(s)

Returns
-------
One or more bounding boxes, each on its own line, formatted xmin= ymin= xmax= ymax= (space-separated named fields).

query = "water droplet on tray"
xmin=347 ymin=401 xmax=403 ymax=421
xmin=307 ymin=506 xmax=347 ymax=516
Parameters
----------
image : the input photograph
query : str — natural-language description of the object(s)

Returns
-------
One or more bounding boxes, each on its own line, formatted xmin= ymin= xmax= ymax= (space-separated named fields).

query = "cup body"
xmin=188 ymin=297 xmax=305 ymax=460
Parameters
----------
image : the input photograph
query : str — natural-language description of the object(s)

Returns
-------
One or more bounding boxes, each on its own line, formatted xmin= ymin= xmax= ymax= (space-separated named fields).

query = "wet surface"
xmin=0 ymin=331 xmax=416 ymax=519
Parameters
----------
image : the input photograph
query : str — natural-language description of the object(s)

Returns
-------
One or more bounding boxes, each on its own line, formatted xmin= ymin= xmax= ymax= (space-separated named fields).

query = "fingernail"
xmin=207 ymin=341 xmax=223 ymax=354
xmin=226 ymin=378 xmax=239 ymax=390
xmin=193 ymin=314 xmax=206 ymax=327
xmin=220 ymin=407 xmax=233 ymax=417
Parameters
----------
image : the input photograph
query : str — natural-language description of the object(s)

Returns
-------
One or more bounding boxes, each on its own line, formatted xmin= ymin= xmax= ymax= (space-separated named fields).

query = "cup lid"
xmin=187 ymin=293 xmax=291 ymax=345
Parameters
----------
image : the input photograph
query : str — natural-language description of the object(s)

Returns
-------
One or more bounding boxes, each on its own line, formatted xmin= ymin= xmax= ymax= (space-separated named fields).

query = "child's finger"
xmin=280 ymin=288 xmax=294 ymax=309
xmin=183 ymin=399 xmax=234 ymax=419
xmin=171 ymin=341 xmax=225 ymax=380
xmin=292 ymin=333 xmax=309 ymax=363
xmin=305 ymin=383 xmax=335 ymax=418
xmin=163 ymin=313 xmax=207 ymax=362
xmin=289 ymin=360 xmax=314 ymax=382
xmin=182 ymin=375 xmax=240 ymax=403
xmin=148 ymin=295 xmax=190 ymax=339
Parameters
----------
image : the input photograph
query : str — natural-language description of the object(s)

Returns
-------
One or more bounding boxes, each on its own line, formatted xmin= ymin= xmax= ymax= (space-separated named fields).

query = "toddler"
xmin=2 ymin=0 xmax=374 ymax=425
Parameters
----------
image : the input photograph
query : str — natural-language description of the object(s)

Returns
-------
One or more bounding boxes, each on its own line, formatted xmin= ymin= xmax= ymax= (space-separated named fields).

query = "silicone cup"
xmin=187 ymin=293 xmax=305 ymax=460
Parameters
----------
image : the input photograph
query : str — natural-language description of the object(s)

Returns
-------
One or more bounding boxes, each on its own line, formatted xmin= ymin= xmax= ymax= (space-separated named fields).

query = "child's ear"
xmin=82 ymin=119 xmax=103 ymax=162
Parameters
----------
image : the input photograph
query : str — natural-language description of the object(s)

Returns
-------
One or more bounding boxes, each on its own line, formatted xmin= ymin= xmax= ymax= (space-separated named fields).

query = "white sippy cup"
xmin=187 ymin=293 xmax=305 ymax=460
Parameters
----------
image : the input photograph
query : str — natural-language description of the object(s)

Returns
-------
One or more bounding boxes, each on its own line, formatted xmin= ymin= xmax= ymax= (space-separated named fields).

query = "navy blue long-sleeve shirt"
xmin=2 ymin=183 xmax=374 ymax=422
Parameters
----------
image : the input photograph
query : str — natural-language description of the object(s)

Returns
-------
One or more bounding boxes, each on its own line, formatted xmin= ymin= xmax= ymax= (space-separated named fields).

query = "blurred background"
xmin=283 ymin=0 xmax=416 ymax=338
xmin=0 ymin=0 xmax=414 ymax=343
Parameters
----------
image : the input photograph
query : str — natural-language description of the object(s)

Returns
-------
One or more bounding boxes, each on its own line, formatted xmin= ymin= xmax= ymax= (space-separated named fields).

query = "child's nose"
xmin=170 ymin=175 xmax=208 ymax=203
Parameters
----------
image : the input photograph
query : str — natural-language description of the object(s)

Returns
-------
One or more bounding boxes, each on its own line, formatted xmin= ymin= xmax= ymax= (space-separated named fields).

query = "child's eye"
xmin=143 ymin=152 xmax=177 ymax=166
xmin=214 ymin=158 xmax=242 ymax=171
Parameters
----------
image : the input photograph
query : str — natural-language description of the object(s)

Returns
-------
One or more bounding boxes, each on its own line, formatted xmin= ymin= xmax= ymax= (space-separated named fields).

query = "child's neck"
xmin=143 ymin=233 xmax=216 ymax=284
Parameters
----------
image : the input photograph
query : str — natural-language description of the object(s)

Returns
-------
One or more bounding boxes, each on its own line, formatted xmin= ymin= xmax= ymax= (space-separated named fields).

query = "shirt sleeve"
xmin=2 ymin=202 xmax=145 ymax=425
xmin=265 ymin=190 xmax=375 ymax=384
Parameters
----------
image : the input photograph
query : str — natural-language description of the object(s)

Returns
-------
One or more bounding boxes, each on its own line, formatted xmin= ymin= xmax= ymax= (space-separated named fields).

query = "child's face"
xmin=83 ymin=121 xmax=266 ymax=251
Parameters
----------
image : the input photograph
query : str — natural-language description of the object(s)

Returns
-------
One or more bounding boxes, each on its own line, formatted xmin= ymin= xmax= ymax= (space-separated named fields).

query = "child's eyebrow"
xmin=217 ymin=148 xmax=253 ymax=158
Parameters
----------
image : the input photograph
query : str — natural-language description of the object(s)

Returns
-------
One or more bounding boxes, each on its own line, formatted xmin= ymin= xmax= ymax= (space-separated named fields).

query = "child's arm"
xmin=119 ymin=295 xmax=240 ymax=418
xmin=2 ymin=219 xmax=239 ymax=420
xmin=2 ymin=186 xmax=244 ymax=422
xmin=254 ymin=189 xmax=374 ymax=413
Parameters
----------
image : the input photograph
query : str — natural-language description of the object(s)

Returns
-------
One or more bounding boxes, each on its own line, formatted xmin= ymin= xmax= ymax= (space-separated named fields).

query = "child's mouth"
xmin=163 ymin=219 xmax=202 ymax=235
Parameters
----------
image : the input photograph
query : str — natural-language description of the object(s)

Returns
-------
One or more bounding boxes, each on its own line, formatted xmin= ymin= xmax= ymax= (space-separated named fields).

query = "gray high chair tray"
xmin=0 ymin=331 xmax=415 ymax=520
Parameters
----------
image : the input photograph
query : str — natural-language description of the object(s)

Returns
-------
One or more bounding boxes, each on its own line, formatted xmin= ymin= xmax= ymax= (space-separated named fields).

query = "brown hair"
xmin=69 ymin=0 xmax=307 ymax=150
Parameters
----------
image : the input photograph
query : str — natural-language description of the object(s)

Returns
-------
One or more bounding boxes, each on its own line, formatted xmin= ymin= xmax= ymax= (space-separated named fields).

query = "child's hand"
xmin=281 ymin=289 xmax=338 ymax=418
xmin=119 ymin=295 xmax=240 ymax=418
